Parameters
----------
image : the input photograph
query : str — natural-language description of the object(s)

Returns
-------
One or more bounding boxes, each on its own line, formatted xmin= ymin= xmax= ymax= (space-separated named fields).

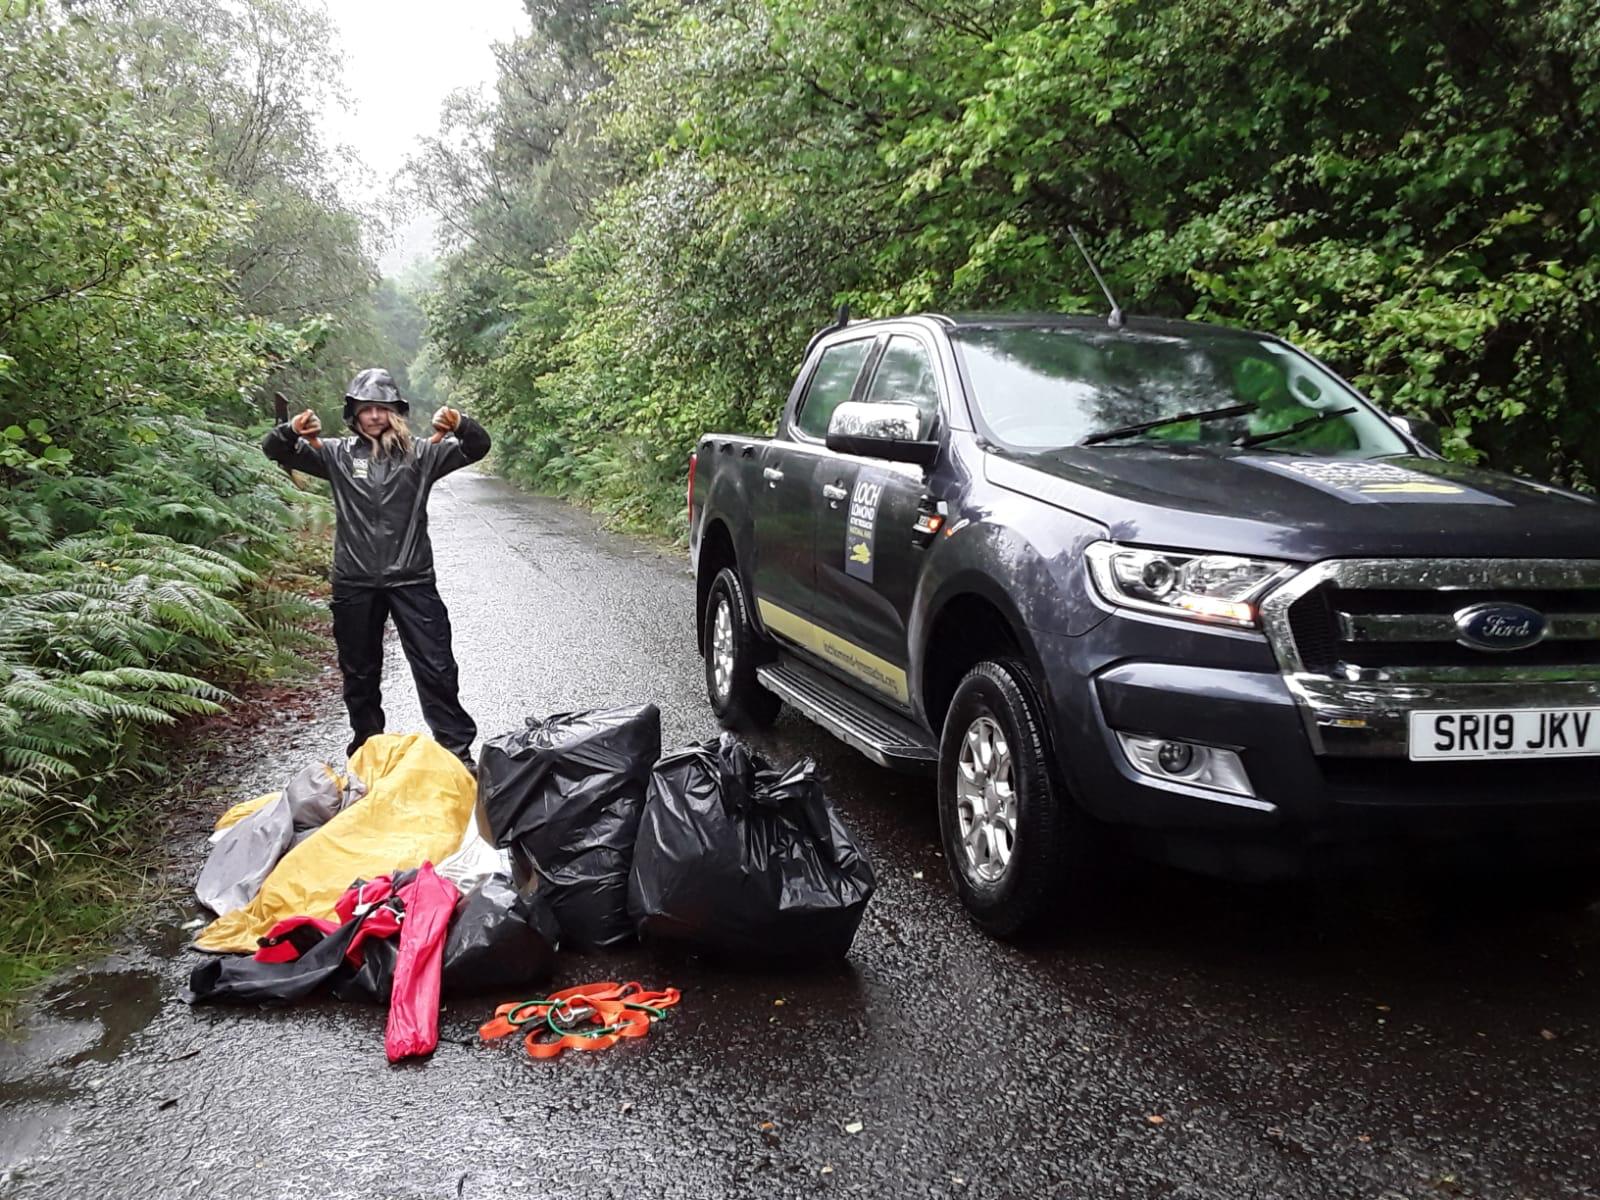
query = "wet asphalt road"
xmin=2 ymin=470 xmax=1599 ymax=1200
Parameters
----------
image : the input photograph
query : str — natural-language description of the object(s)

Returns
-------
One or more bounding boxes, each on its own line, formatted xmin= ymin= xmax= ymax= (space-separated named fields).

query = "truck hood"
xmin=985 ymin=445 xmax=1600 ymax=561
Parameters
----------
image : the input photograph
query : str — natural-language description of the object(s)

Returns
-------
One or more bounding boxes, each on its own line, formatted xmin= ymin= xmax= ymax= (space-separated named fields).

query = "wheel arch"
xmin=917 ymin=575 xmax=1053 ymax=739
xmin=696 ymin=518 xmax=739 ymax=655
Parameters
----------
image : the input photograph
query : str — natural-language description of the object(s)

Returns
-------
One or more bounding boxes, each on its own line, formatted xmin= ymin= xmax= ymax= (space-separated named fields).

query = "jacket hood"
xmin=344 ymin=367 xmax=409 ymax=429
xmin=985 ymin=445 xmax=1600 ymax=561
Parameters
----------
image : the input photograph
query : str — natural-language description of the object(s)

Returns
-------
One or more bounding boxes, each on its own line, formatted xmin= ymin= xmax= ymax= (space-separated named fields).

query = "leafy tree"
xmin=86 ymin=0 xmax=390 ymax=423
xmin=419 ymin=0 xmax=1600 ymax=528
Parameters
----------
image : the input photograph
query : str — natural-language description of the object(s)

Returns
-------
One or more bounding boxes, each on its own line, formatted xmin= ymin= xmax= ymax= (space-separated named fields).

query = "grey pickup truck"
xmin=688 ymin=311 xmax=1600 ymax=935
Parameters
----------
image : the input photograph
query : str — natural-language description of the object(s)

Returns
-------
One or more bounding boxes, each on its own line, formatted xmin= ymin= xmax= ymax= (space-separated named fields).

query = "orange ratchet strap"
xmin=479 ymin=981 xmax=682 ymax=1060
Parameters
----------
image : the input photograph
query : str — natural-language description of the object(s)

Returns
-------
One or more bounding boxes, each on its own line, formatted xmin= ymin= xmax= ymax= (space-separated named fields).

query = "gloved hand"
xmin=290 ymin=409 xmax=322 ymax=438
xmin=431 ymin=406 xmax=461 ymax=436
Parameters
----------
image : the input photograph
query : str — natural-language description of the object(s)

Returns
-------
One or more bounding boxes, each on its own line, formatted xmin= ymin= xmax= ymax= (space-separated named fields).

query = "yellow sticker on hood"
xmin=1245 ymin=458 xmax=1510 ymax=505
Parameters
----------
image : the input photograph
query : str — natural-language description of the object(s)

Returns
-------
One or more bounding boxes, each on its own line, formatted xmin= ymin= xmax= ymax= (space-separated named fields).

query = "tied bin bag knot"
xmin=628 ymin=734 xmax=877 ymax=961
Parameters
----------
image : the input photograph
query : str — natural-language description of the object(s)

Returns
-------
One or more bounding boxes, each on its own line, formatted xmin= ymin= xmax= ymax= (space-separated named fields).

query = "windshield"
xmin=952 ymin=326 xmax=1409 ymax=457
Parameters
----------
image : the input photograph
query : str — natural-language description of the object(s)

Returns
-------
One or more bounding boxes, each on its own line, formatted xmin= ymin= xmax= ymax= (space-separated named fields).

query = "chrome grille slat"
xmin=1338 ymin=611 xmax=1600 ymax=643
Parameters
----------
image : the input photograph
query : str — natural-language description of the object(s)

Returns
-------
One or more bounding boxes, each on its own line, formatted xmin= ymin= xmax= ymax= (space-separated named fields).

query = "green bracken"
xmin=0 ymin=4 xmax=357 ymax=1007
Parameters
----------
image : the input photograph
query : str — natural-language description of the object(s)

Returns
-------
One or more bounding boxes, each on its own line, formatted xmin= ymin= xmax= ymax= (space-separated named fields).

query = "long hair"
xmin=373 ymin=409 xmax=415 ymax=460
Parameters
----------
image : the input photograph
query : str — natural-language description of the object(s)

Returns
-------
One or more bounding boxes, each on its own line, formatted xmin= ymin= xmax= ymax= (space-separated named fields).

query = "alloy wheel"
xmin=710 ymin=595 xmax=735 ymax=702
xmin=955 ymin=715 xmax=1017 ymax=884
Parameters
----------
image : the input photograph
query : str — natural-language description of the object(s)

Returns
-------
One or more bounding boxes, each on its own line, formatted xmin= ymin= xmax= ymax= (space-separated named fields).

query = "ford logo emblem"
xmin=1453 ymin=602 xmax=1548 ymax=652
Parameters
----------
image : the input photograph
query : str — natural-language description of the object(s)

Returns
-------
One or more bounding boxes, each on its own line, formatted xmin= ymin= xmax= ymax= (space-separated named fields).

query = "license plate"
xmin=1408 ymin=707 xmax=1600 ymax=761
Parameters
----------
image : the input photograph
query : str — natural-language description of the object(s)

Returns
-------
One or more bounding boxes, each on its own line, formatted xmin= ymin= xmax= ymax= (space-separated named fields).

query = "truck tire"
xmin=937 ymin=659 xmax=1080 ymax=938
xmin=703 ymin=567 xmax=782 ymax=731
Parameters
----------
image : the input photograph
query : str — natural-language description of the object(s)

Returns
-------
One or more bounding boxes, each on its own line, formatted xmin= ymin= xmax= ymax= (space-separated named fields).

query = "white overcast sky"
xmin=317 ymin=0 xmax=529 ymax=275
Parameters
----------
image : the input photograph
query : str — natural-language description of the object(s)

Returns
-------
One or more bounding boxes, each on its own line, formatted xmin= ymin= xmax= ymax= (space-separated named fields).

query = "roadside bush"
xmin=0 ymin=415 xmax=324 ymax=997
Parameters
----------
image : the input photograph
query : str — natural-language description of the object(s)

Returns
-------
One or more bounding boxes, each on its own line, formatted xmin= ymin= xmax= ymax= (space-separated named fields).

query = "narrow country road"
xmin=2 ymin=471 xmax=1597 ymax=1200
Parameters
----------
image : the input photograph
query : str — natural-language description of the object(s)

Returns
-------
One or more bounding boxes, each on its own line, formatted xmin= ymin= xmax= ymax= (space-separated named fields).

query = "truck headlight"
xmin=1085 ymin=542 xmax=1295 ymax=628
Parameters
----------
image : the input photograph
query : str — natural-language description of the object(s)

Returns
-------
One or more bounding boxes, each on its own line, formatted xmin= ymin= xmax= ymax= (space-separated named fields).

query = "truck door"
xmin=810 ymin=333 xmax=944 ymax=712
xmin=750 ymin=334 xmax=877 ymax=649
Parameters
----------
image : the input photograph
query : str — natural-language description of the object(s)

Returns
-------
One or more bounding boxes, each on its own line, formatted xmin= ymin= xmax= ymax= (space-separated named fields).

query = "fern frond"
xmin=0 ymin=746 xmax=77 ymax=777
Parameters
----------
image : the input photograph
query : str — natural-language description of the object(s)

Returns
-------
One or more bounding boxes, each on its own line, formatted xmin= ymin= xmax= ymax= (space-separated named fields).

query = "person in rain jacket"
xmin=263 ymin=368 xmax=490 ymax=768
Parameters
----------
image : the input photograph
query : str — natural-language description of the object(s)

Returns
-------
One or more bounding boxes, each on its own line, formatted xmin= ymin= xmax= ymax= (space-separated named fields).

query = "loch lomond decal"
xmin=844 ymin=472 xmax=888 ymax=583
xmin=1454 ymin=602 xmax=1548 ymax=652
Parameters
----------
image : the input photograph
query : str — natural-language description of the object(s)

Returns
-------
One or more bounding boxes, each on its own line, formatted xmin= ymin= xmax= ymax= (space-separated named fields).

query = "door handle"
xmin=763 ymin=466 xmax=784 ymax=486
xmin=821 ymin=483 xmax=848 ymax=504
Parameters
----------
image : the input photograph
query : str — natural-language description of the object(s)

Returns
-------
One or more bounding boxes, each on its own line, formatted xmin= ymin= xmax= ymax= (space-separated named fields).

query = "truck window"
xmin=796 ymin=338 xmax=874 ymax=440
xmin=862 ymin=335 xmax=939 ymax=436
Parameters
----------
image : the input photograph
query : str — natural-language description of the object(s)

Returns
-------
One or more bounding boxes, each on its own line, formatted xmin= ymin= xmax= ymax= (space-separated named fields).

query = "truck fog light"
xmin=1116 ymin=733 xmax=1255 ymax=798
xmin=1156 ymin=740 xmax=1194 ymax=774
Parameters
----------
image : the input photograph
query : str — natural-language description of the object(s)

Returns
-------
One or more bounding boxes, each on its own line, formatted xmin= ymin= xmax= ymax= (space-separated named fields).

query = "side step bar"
xmin=757 ymin=657 xmax=939 ymax=773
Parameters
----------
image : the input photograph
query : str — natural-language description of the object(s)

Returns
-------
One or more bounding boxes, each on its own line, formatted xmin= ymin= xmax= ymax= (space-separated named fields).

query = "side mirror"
xmin=1390 ymin=413 xmax=1443 ymax=454
xmin=826 ymin=401 xmax=940 ymax=467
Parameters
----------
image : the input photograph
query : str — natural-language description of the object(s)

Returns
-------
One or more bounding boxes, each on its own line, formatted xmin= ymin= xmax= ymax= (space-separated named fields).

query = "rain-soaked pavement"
xmin=2 ymin=470 xmax=1598 ymax=1200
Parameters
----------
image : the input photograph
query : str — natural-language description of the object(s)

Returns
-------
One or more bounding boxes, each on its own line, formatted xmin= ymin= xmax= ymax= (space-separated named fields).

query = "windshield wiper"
xmin=1234 ymin=406 xmax=1359 ymax=449
xmin=1080 ymin=403 xmax=1257 ymax=446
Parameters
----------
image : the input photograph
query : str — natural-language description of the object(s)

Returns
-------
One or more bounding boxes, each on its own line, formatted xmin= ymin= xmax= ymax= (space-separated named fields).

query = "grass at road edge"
xmin=0 ymin=533 xmax=336 ymax=1033
xmin=0 ymin=660 xmax=343 ymax=1032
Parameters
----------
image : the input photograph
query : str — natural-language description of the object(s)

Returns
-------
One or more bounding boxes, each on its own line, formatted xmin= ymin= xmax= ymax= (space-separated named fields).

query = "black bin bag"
xmin=628 ymin=735 xmax=877 ymax=961
xmin=479 ymin=705 xmax=662 ymax=948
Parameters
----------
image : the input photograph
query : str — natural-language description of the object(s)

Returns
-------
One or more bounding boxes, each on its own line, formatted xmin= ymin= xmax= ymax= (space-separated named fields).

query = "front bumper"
xmin=1283 ymin=669 xmax=1600 ymax=756
xmin=1037 ymin=631 xmax=1600 ymax=879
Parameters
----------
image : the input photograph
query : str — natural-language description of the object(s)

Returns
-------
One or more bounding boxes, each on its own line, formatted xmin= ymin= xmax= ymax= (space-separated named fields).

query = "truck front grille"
xmin=1287 ymin=586 xmax=1600 ymax=674
xmin=1264 ymin=560 xmax=1600 ymax=680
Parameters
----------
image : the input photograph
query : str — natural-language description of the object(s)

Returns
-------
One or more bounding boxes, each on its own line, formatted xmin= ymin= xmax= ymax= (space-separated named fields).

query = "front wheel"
xmin=703 ymin=567 xmax=782 ymax=731
xmin=937 ymin=659 xmax=1082 ymax=938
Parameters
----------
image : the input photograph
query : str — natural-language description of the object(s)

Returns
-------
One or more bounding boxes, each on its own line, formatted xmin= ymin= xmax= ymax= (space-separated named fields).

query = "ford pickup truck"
xmin=687 ymin=312 xmax=1600 ymax=935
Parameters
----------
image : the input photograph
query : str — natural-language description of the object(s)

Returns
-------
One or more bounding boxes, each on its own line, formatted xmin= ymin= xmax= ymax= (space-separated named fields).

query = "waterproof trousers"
xmin=331 ymin=582 xmax=477 ymax=760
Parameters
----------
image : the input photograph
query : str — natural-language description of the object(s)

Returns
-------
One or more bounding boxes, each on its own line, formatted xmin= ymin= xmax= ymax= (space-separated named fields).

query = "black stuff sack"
xmin=439 ymin=873 xmax=561 ymax=996
xmin=478 ymin=705 xmax=661 ymax=948
xmin=628 ymin=735 xmax=877 ymax=961
xmin=334 ymin=873 xmax=561 ymax=1004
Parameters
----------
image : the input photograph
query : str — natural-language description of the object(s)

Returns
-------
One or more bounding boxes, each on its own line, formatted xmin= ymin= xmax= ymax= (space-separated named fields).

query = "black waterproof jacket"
xmin=262 ymin=418 xmax=491 ymax=587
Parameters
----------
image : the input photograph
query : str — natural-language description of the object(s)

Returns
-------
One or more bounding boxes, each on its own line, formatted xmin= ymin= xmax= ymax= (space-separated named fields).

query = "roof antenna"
xmin=802 ymin=302 xmax=853 ymax=362
xmin=1068 ymin=225 xmax=1124 ymax=329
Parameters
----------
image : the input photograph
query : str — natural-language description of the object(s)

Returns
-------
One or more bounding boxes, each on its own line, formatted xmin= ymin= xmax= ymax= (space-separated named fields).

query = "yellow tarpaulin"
xmin=195 ymin=733 xmax=477 ymax=953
